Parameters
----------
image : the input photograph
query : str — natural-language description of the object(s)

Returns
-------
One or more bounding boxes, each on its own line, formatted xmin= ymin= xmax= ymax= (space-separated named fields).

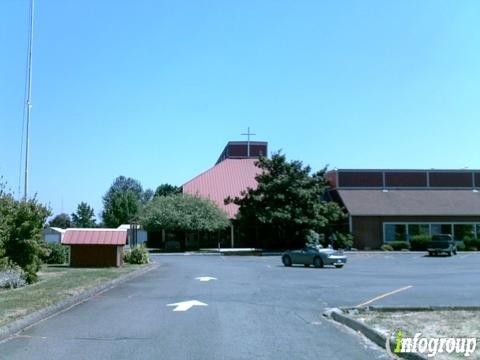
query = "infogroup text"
xmin=387 ymin=330 xmax=477 ymax=358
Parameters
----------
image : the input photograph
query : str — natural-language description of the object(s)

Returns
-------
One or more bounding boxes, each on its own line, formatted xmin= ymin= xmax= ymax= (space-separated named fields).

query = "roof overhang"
xmin=337 ymin=189 xmax=480 ymax=217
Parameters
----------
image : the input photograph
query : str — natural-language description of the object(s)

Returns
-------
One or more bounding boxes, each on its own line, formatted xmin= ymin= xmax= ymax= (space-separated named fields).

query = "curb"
xmin=363 ymin=305 xmax=480 ymax=312
xmin=345 ymin=251 xmax=426 ymax=255
xmin=0 ymin=264 xmax=157 ymax=342
xmin=324 ymin=307 xmax=427 ymax=360
xmin=150 ymin=252 xmax=223 ymax=256
xmin=345 ymin=251 xmax=480 ymax=255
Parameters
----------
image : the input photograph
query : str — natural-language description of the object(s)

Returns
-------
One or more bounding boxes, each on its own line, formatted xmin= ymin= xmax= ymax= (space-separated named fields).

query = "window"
xmin=454 ymin=224 xmax=475 ymax=240
xmin=384 ymin=223 xmax=480 ymax=243
xmin=385 ymin=224 xmax=407 ymax=242
xmin=431 ymin=224 xmax=452 ymax=236
xmin=408 ymin=224 xmax=429 ymax=239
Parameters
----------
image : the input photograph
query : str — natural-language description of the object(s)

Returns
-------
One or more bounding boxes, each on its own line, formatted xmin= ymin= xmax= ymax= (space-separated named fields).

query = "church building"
xmin=182 ymin=141 xmax=267 ymax=248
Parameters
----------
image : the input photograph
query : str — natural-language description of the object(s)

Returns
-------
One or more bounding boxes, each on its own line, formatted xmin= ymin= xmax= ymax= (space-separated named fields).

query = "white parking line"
xmin=355 ymin=285 xmax=413 ymax=308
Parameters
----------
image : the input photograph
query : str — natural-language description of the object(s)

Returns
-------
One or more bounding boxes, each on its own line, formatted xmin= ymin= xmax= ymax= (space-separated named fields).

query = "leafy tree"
xmin=141 ymin=189 xmax=155 ymax=204
xmin=140 ymin=194 xmax=230 ymax=233
xmin=154 ymin=184 xmax=181 ymax=197
xmin=106 ymin=176 xmax=143 ymax=197
xmin=227 ymin=153 xmax=346 ymax=248
xmin=71 ymin=202 xmax=96 ymax=228
xmin=49 ymin=213 xmax=71 ymax=228
xmin=0 ymin=184 xmax=51 ymax=282
xmin=102 ymin=176 xmax=143 ymax=227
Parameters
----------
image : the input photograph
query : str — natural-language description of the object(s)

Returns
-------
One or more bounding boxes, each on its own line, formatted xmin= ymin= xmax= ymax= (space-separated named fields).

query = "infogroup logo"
xmin=386 ymin=330 xmax=477 ymax=358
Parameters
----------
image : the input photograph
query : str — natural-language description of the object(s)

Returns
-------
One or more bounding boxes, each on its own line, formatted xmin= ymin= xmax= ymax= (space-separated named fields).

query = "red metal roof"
xmin=62 ymin=229 xmax=127 ymax=245
xmin=183 ymin=158 xmax=261 ymax=218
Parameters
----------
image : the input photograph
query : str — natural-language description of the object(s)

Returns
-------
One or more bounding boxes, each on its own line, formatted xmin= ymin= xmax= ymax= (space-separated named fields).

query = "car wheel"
xmin=282 ymin=256 xmax=292 ymax=267
xmin=447 ymin=251 xmax=452 ymax=257
xmin=428 ymin=251 xmax=433 ymax=257
xmin=313 ymin=257 xmax=323 ymax=268
xmin=335 ymin=264 xmax=343 ymax=269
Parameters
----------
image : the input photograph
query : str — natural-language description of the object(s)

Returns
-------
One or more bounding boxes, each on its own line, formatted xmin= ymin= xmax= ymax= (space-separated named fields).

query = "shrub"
xmin=464 ymin=238 xmax=480 ymax=251
xmin=124 ymin=245 xmax=149 ymax=264
xmin=332 ymin=232 xmax=354 ymax=250
xmin=389 ymin=241 xmax=411 ymax=251
xmin=305 ymin=230 xmax=323 ymax=247
xmin=380 ymin=244 xmax=394 ymax=251
xmin=457 ymin=241 xmax=466 ymax=251
xmin=409 ymin=235 xmax=432 ymax=251
xmin=42 ymin=243 xmax=68 ymax=264
xmin=0 ymin=261 xmax=27 ymax=289
xmin=0 ymin=187 xmax=51 ymax=283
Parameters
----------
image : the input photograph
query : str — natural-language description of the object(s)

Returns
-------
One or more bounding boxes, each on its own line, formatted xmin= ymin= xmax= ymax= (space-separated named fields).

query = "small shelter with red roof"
xmin=62 ymin=229 xmax=127 ymax=267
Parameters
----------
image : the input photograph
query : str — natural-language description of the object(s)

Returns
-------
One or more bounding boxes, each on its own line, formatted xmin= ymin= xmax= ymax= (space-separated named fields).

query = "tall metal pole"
xmin=24 ymin=0 xmax=35 ymax=200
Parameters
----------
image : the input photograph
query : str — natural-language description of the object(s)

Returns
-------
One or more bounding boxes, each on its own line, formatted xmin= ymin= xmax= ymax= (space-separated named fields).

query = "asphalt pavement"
xmin=1 ymin=252 xmax=479 ymax=360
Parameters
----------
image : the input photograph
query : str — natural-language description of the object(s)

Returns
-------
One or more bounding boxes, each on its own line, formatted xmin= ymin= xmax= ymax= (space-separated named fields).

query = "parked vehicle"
xmin=427 ymin=234 xmax=457 ymax=256
xmin=282 ymin=245 xmax=347 ymax=268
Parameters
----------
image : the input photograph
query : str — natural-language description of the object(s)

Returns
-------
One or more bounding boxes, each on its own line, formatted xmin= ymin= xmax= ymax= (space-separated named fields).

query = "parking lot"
xmin=1 ymin=252 xmax=479 ymax=359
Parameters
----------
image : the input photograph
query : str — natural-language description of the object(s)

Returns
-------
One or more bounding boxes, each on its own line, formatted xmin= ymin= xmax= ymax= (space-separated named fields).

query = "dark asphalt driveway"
xmin=1 ymin=253 xmax=479 ymax=360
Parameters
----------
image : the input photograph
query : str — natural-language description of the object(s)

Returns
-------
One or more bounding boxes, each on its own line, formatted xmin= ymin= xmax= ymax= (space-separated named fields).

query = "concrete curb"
xmin=344 ymin=251 xmax=480 ymax=255
xmin=363 ymin=305 xmax=480 ymax=312
xmin=324 ymin=307 xmax=427 ymax=360
xmin=0 ymin=264 xmax=157 ymax=342
xmin=344 ymin=251 xmax=427 ymax=255
xmin=150 ymin=252 xmax=223 ymax=256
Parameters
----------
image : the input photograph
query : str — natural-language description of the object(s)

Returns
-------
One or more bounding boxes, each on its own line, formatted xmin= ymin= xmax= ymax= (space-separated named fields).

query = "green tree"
xmin=154 ymin=184 xmax=181 ymax=197
xmin=141 ymin=189 xmax=155 ymax=204
xmin=71 ymin=202 xmax=96 ymax=228
xmin=102 ymin=176 xmax=143 ymax=227
xmin=0 ymin=184 xmax=51 ymax=282
xmin=49 ymin=213 xmax=72 ymax=228
xmin=227 ymin=153 xmax=346 ymax=248
xmin=140 ymin=194 xmax=230 ymax=233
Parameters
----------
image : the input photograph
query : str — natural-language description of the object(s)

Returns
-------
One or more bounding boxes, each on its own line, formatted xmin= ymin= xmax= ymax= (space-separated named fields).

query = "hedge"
xmin=409 ymin=235 xmax=432 ymax=251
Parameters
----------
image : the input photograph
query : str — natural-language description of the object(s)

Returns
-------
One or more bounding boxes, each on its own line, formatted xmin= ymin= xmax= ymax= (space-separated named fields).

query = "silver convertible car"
xmin=282 ymin=245 xmax=347 ymax=268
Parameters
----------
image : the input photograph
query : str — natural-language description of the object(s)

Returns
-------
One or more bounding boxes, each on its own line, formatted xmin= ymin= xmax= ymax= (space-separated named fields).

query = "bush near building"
xmin=124 ymin=245 xmax=150 ymax=264
xmin=463 ymin=237 xmax=480 ymax=251
xmin=331 ymin=232 xmax=354 ymax=250
xmin=380 ymin=244 xmax=394 ymax=251
xmin=42 ymin=243 xmax=68 ymax=264
xmin=409 ymin=235 xmax=432 ymax=251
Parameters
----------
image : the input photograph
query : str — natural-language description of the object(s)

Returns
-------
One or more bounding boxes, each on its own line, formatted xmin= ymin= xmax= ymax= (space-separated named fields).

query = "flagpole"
xmin=24 ymin=0 xmax=35 ymax=200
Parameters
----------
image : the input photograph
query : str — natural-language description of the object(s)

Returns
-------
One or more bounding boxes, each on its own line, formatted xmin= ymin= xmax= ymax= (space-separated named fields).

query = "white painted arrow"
xmin=167 ymin=300 xmax=208 ymax=312
xmin=195 ymin=276 xmax=217 ymax=282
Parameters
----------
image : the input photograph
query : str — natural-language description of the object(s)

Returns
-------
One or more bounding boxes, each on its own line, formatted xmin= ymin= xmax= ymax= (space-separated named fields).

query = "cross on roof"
xmin=241 ymin=127 xmax=256 ymax=157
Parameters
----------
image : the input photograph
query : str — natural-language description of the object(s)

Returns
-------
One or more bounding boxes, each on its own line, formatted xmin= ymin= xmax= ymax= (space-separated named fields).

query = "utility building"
xmin=62 ymin=229 xmax=127 ymax=267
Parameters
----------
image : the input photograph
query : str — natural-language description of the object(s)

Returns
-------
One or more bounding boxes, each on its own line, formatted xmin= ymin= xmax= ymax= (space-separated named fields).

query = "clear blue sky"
xmin=1 ymin=0 xmax=479 ymax=218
